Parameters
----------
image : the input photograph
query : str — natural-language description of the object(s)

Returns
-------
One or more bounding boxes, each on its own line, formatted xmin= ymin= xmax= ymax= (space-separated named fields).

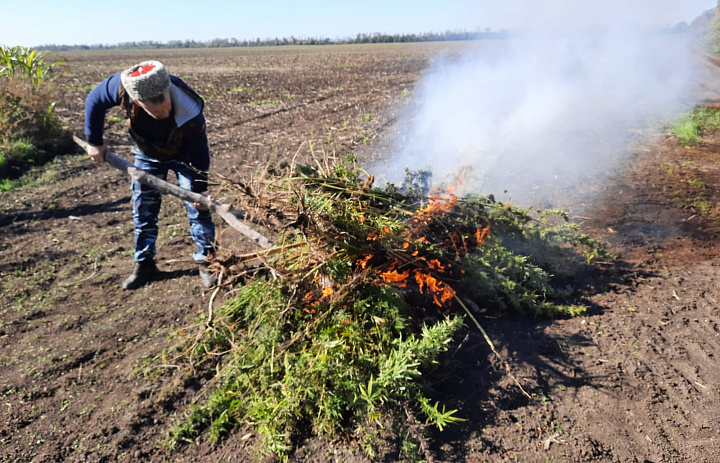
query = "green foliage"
xmin=0 ymin=177 xmax=22 ymax=191
xmin=170 ymin=279 xmax=463 ymax=460
xmin=5 ymin=137 xmax=37 ymax=159
xmin=0 ymin=45 xmax=58 ymax=85
xmin=165 ymin=161 xmax=608 ymax=460
xmin=0 ymin=46 xmax=63 ymax=179
xmin=670 ymin=107 xmax=720 ymax=145
xmin=230 ymin=85 xmax=253 ymax=93
xmin=250 ymin=98 xmax=282 ymax=105
xmin=0 ymin=137 xmax=39 ymax=178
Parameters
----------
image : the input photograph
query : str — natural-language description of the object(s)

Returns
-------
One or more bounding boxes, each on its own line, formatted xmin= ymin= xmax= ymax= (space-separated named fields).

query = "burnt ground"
xmin=2 ymin=43 xmax=720 ymax=462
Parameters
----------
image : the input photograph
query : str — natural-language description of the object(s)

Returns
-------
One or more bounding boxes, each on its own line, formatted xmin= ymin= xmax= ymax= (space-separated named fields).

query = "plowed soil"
xmin=2 ymin=43 xmax=720 ymax=463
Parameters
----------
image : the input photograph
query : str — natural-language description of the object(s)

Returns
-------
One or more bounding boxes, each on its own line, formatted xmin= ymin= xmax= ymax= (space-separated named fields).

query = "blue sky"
xmin=1 ymin=0 xmax=717 ymax=48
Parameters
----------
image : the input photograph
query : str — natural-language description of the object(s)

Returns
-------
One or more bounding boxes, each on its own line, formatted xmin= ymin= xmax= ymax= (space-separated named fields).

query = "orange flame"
xmin=414 ymin=271 xmax=456 ymax=306
xmin=380 ymin=269 xmax=411 ymax=288
xmin=357 ymin=168 xmax=482 ymax=309
xmin=321 ymin=286 xmax=335 ymax=298
xmin=475 ymin=225 xmax=490 ymax=245
xmin=362 ymin=175 xmax=375 ymax=189
xmin=357 ymin=254 xmax=372 ymax=269
xmin=415 ymin=190 xmax=457 ymax=219
xmin=426 ymin=259 xmax=445 ymax=272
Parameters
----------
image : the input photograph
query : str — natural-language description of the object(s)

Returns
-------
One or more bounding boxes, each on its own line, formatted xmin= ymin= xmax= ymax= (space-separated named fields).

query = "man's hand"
xmin=193 ymin=194 xmax=212 ymax=211
xmin=87 ymin=144 xmax=108 ymax=163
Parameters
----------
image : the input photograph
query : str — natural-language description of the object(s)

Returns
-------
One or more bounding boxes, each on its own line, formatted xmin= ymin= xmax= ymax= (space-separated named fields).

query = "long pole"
xmin=73 ymin=135 xmax=274 ymax=249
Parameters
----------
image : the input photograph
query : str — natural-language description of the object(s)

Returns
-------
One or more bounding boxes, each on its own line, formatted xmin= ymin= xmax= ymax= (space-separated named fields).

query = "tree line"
xmin=36 ymin=29 xmax=511 ymax=52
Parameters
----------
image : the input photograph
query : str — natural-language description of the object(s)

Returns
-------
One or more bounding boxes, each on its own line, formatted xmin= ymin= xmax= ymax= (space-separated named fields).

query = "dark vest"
xmin=118 ymin=86 xmax=199 ymax=161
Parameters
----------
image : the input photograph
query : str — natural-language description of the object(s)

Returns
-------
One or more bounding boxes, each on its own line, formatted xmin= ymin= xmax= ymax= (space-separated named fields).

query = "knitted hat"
xmin=121 ymin=60 xmax=170 ymax=101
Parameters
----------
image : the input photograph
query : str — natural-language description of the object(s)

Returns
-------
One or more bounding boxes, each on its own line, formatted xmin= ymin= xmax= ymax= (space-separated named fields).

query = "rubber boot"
xmin=122 ymin=260 xmax=158 ymax=290
xmin=199 ymin=263 xmax=218 ymax=288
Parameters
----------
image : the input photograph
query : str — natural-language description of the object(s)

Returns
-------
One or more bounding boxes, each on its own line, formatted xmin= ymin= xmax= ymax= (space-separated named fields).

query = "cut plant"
xmin=161 ymin=155 xmax=608 ymax=460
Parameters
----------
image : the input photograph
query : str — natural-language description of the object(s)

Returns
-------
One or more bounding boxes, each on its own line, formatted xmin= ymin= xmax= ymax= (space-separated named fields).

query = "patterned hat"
xmin=121 ymin=60 xmax=170 ymax=101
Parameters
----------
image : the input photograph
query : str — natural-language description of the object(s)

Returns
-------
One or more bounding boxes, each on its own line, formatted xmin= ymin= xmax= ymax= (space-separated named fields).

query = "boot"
xmin=199 ymin=263 xmax=218 ymax=288
xmin=122 ymin=260 xmax=158 ymax=290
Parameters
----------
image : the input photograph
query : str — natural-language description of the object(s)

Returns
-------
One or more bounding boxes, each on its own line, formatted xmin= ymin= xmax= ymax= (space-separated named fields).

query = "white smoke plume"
xmin=371 ymin=2 xmax=713 ymax=211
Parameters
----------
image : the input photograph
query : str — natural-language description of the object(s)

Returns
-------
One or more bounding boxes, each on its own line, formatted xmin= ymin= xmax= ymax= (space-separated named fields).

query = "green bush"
xmin=670 ymin=107 xmax=720 ymax=145
xmin=0 ymin=137 xmax=36 ymax=176
xmin=0 ymin=45 xmax=63 ymax=180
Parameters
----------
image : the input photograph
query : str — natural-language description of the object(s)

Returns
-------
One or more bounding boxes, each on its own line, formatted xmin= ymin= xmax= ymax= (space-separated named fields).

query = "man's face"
xmin=136 ymin=91 xmax=172 ymax=120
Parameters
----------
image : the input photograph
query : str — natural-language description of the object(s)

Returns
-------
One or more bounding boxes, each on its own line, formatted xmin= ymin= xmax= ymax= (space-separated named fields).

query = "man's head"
xmin=121 ymin=60 xmax=172 ymax=119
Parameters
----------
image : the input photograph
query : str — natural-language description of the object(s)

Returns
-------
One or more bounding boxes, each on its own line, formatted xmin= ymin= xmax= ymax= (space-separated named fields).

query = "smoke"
xmin=370 ymin=3 xmax=708 ymax=211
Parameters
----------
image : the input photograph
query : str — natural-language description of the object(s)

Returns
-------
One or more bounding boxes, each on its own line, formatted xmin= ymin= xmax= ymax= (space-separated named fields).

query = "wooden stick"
xmin=73 ymin=135 xmax=274 ymax=249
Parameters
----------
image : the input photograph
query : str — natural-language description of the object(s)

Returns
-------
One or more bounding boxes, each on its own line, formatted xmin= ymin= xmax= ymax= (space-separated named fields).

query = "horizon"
xmin=1 ymin=0 xmax=716 ymax=49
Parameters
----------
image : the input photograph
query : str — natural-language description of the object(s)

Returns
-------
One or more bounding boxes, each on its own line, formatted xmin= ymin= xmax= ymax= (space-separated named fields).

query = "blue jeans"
xmin=131 ymin=147 xmax=215 ymax=263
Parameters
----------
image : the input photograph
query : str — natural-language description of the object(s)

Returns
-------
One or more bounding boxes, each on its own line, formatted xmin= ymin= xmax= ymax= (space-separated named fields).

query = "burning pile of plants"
xmin=162 ymin=155 xmax=608 ymax=460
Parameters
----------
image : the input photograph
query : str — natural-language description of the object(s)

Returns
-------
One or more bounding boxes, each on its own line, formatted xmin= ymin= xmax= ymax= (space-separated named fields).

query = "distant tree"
xmin=33 ymin=27 xmax=517 ymax=52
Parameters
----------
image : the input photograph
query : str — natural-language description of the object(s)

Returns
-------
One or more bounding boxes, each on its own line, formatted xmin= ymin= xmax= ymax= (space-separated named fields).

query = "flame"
xmin=321 ymin=286 xmax=335 ymax=298
xmin=414 ymin=190 xmax=458 ymax=219
xmin=414 ymin=271 xmax=456 ymax=306
xmin=354 ymin=168 xmax=485 ymax=310
xmin=379 ymin=269 xmax=410 ymax=287
xmin=362 ymin=175 xmax=374 ymax=189
xmin=426 ymin=259 xmax=445 ymax=271
xmin=357 ymin=254 xmax=372 ymax=269
xmin=302 ymin=273 xmax=338 ymax=310
xmin=447 ymin=166 xmax=471 ymax=192
xmin=407 ymin=188 xmax=459 ymax=243
xmin=475 ymin=225 xmax=490 ymax=245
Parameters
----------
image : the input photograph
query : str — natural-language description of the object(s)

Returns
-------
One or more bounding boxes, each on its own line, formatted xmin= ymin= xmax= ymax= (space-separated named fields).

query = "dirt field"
xmin=2 ymin=42 xmax=720 ymax=462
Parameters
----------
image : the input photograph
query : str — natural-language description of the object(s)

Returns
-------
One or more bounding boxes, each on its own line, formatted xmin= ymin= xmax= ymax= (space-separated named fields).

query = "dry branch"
xmin=73 ymin=135 xmax=274 ymax=249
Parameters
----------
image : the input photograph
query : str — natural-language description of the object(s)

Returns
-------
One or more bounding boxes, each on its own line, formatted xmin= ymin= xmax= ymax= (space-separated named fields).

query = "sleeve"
xmin=84 ymin=72 xmax=123 ymax=146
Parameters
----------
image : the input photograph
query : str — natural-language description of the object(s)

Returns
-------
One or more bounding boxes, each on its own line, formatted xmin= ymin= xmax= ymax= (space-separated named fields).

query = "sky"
xmin=0 ymin=0 xmax=717 ymax=48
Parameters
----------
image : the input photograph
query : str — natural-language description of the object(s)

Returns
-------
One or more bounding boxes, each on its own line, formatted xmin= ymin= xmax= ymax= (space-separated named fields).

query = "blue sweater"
xmin=84 ymin=73 xmax=208 ymax=161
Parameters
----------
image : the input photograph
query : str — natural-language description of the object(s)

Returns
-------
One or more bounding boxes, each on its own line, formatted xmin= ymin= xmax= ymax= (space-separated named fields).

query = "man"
xmin=84 ymin=60 xmax=217 ymax=289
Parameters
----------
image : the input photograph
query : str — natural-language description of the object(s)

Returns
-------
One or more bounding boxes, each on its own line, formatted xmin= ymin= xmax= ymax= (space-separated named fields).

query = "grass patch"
xmin=63 ymin=84 xmax=95 ymax=92
xmin=0 ymin=137 xmax=38 ymax=178
xmin=0 ymin=177 xmax=24 ymax=191
xmin=230 ymin=86 xmax=254 ymax=93
xmin=670 ymin=190 xmax=715 ymax=216
xmin=661 ymin=159 xmax=718 ymax=218
xmin=670 ymin=107 xmax=720 ymax=145
xmin=250 ymin=98 xmax=282 ymax=105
